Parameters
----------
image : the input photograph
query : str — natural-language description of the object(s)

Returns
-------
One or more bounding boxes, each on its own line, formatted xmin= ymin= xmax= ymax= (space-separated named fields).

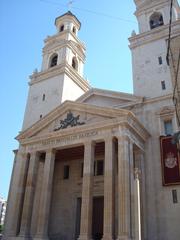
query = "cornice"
xmin=120 ymin=93 xmax=173 ymax=109
xmin=44 ymin=30 xmax=86 ymax=51
xmin=129 ymin=20 xmax=180 ymax=49
xmin=43 ymin=39 xmax=86 ymax=61
xmin=77 ymin=88 xmax=142 ymax=103
xmin=134 ymin=0 xmax=169 ymax=16
xmin=29 ymin=62 xmax=90 ymax=92
xmin=16 ymin=100 xmax=150 ymax=147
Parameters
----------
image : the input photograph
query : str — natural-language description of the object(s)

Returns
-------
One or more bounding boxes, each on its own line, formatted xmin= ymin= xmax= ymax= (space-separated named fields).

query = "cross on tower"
xmin=67 ymin=0 xmax=74 ymax=10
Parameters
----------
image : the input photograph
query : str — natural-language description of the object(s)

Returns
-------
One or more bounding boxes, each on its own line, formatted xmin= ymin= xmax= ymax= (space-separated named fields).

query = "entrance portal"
xmin=92 ymin=196 xmax=104 ymax=240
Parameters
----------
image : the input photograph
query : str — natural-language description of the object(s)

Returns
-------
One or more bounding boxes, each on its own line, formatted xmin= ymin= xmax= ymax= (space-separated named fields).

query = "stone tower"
xmin=129 ymin=0 xmax=180 ymax=98
xmin=22 ymin=11 xmax=90 ymax=130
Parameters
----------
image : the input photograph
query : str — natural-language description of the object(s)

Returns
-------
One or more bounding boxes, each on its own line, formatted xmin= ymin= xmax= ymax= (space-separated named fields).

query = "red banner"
xmin=160 ymin=136 xmax=180 ymax=186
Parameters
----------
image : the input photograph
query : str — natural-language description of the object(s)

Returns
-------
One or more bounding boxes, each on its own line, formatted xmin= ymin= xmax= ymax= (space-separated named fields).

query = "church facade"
xmin=3 ymin=1 xmax=180 ymax=240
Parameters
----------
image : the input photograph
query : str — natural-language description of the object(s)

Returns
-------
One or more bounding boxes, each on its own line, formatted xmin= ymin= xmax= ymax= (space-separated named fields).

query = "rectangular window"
xmin=164 ymin=120 xmax=173 ymax=135
xmin=158 ymin=56 xmax=163 ymax=65
xmin=81 ymin=163 xmax=84 ymax=178
xmin=42 ymin=94 xmax=45 ymax=101
xmin=161 ymin=81 xmax=166 ymax=90
xmin=94 ymin=160 xmax=104 ymax=176
xmin=172 ymin=189 xmax=178 ymax=203
xmin=63 ymin=165 xmax=69 ymax=179
xmin=96 ymin=160 xmax=104 ymax=176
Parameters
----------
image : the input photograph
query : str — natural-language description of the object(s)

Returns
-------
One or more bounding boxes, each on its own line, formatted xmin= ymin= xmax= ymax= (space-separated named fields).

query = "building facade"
xmin=4 ymin=1 xmax=180 ymax=240
xmin=0 ymin=197 xmax=6 ymax=226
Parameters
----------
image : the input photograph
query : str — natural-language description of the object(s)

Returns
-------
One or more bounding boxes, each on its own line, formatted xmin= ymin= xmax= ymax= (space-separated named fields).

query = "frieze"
xmin=41 ymin=130 xmax=98 ymax=146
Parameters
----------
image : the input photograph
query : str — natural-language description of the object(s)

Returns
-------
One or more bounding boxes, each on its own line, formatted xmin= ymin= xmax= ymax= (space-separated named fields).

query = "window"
xmin=81 ymin=163 xmax=84 ymax=178
xmin=164 ymin=120 xmax=173 ymax=135
xmin=72 ymin=57 xmax=76 ymax=69
xmin=40 ymin=114 xmax=42 ymax=119
xmin=42 ymin=94 xmax=45 ymax=101
xmin=73 ymin=26 xmax=76 ymax=34
xmin=150 ymin=12 xmax=164 ymax=29
xmin=96 ymin=160 xmax=104 ymax=175
xmin=161 ymin=81 xmax=166 ymax=90
xmin=50 ymin=54 xmax=58 ymax=67
xmin=158 ymin=56 xmax=163 ymax=65
xmin=60 ymin=25 xmax=64 ymax=32
xmin=63 ymin=165 xmax=70 ymax=179
xmin=72 ymin=57 xmax=78 ymax=71
xmin=172 ymin=189 xmax=178 ymax=203
xmin=94 ymin=160 xmax=104 ymax=176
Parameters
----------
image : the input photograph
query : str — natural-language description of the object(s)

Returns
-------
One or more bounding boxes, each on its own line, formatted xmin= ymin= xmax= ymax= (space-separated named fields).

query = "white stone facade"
xmin=4 ymin=2 xmax=180 ymax=240
xmin=0 ymin=197 xmax=6 ymax=225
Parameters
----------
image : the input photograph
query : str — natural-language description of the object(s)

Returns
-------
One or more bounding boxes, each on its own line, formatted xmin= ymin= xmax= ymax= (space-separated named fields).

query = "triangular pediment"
xmin=17 ymin=101 xmax=130 ymax=141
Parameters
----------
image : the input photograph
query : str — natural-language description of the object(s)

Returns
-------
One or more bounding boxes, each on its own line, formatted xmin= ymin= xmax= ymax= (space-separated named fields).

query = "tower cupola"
xmin=55 ymin=11 xmax=81 ymax=36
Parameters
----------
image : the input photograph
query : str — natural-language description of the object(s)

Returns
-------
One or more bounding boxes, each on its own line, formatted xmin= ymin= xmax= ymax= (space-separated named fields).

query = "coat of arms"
xmin=165 ymin=152 xmax=177 ymax=169
xmin=54 ymin=111 xmax=85 ymax=131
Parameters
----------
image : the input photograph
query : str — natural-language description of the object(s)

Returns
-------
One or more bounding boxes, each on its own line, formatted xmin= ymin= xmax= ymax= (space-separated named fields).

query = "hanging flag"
xmin=160 ymin=136 xmax=180 ymax=186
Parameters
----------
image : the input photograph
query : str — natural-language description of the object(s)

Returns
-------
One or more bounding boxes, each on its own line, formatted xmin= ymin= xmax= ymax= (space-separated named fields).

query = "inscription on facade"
xmin=41 ymin=130 xmax=98 ymax=146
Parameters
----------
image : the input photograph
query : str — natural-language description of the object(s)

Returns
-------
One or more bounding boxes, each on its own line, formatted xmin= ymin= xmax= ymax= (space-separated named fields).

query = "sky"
xmin=0 ymin=0 xmax=179 ymax=199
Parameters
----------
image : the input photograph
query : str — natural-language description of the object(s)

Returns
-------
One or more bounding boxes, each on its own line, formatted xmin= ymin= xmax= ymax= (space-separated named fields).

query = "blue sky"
xmin=0 ymin=0 xmax=179 ymax=199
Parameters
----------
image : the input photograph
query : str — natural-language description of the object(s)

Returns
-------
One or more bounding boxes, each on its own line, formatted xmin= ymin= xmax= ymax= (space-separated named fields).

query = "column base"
xmin=15 ymin=235 xmax=31 ymax=240
xmin=34 ymin=234 xmax=49 ymax=240
xmin=102 ymin=237 xmax=113 ymax=240
xmin=78 ymin=235 xmax=92 ymax=240
xmin=116 ymin=236 xmax=132 ymax=240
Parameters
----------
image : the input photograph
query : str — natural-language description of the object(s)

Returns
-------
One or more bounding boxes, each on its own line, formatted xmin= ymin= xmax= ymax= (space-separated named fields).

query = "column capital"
xmin=117 ymin=135 xmax=131 ymax=143
xmin=45 ymin=148 xmax=56 ymax=154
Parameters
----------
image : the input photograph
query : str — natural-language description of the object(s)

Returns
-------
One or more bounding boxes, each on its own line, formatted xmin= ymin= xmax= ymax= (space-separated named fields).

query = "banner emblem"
xmin=165 ymin=152 xmax=177 ymax=168
xmin=160 ymin=136 xmax=180 ymax=186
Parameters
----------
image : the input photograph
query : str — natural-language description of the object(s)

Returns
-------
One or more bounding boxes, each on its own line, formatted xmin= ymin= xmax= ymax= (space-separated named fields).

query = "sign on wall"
xmin=160 ymin=136 xmax=180 ymax=186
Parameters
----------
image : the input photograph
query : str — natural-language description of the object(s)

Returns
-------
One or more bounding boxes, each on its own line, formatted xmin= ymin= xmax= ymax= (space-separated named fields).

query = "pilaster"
xmin=18 ymin=152 xmax=39 ymax=238
xmin=5 ymin=151 xmax=29 ymax=238
xmin=78 ymin=140 xmax=95 ymax=240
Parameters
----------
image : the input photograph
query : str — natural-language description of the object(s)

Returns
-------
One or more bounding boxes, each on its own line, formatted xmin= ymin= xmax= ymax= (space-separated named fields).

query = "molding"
xmin=29 ymin=62 xmax=90 ymax=92
xmin=119 ymin=94 xmax=173 ymax=109
xmin=129 ymin=20 xmax=180 ymax=49
xmin=16 ymin=101 xmax=150 ymax=143
xmin=134 ymin=0 xmax=170 ymax=16
xmin=43 ymin=39 xmax=86 ymax=61
xmin=44 ymin=30 xmax=85 ymax=51
xmin=77 ymin=88 xmax=142 ymax=103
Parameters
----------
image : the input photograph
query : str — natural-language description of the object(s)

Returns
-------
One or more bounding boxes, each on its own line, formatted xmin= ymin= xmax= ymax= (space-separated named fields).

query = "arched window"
xmin=60 ymin=25 xmax=64 ymax=32
xmin=72 ymin=26 xmax=76 ymax=34
xmin=72 ymin=57 xmax=78 ymax=70
xmin=150 ymin=12 xmax=164 ymax=29
xmin=50 ymin=54 xmax=58 ymax=67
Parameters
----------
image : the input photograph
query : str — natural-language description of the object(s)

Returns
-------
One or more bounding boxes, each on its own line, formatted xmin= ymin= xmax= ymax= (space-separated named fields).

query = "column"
xmin=4 ymin=150 xmax=29 ymax=237
xmin=134 ymin=168 xmax=141 ymax=240
xmin=117 ymin=136 xmax=131 ymax=240
xmin=19 ymin=152 xmax=39 ymax=238
xmin=78 ymin=141 xmax=95 ymax=240
xmin=102 ymin=137 xmax=115 ymax=240
xmin=35 ymin=149 xmax=55 ymax=240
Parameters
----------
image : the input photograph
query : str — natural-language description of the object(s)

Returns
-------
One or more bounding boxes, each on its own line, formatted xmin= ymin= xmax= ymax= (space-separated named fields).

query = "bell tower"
xmin=22 ymin=11 xmax=90 ymax=130
xmin=129 ymin=0 xmax=180 ymax=98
